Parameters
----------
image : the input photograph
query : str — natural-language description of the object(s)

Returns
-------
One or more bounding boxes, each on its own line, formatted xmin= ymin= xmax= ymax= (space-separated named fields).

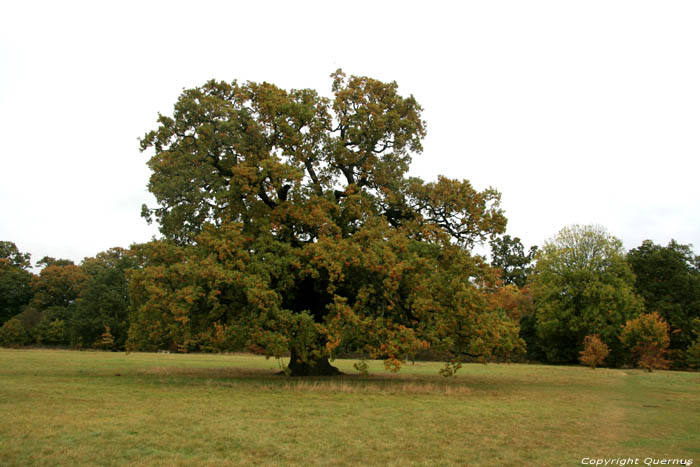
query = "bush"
xmin=620 ymin=312 xmax=670 ymax=371
xmin=579 ymin=334 xmax=610 ymax=369
xmin=97 ymin=325 xmax=115 ymax=350
xmin=686 ymin=340 xmax=700 ymax=369
xmin=0 ymin=318 xmax=30 ymax=347
xmin=33 ymin=319 xmax=69 ymax=346
xmin=353 ymin=359 xmax=370 ymax=376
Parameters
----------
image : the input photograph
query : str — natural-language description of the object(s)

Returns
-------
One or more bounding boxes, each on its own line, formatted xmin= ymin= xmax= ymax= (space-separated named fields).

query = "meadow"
xmin=0 ymin=349 xmax=698 ymax=466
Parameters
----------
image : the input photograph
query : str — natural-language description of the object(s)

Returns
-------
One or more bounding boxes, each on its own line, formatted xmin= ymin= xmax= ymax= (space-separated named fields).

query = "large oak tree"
xmin=130 ymin=71 xmax=521 ymax=375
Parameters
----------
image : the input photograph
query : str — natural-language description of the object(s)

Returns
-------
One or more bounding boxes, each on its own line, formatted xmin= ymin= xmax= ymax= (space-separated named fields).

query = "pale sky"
xmin=1 ymin=1 xmax=699 ymax=267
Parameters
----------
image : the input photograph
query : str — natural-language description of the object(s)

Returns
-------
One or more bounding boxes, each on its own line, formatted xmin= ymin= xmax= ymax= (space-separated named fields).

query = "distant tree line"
xmin=0 ymin=243 xmax=135 ymax=351
xmin=487 ymin=227 xmax=700 ymax=370
xmin=2 ymin=229 xmax=699 ymax=370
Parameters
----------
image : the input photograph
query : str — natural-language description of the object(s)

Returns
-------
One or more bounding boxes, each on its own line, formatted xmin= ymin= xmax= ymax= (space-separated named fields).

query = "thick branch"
xmin=258 ymin=186 xmax=277 ymax=208
xmin=339 ymin=165 xmax=356 ymax=185
xmin=304 ymin=161 xmax=324 ymax=196
xmin=207 ymin=151 xmax=234 ymax=180
xmin=372 ymin=140 xmax=393 ymax=154
xmin=277 ymin=184 xmax=291 ymax=202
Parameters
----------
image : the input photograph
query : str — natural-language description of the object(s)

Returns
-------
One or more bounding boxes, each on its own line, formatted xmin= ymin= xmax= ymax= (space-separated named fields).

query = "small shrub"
xmin=579 ymin=334 xmax=610 ymax=369
xmin=97 ymin=325 xmax=115 ymax=350
xmin=353 ymin=359 xmax=369 ymax=376
xmin=620 ymin=312 xmax=670 ymax=371
xmin=686 ymin=340 xmax=700 ymax=369
xmin=0 ymin=318 xmax=30 ymax=348
xmin=439 ymin=360 xmax=462 ymax=378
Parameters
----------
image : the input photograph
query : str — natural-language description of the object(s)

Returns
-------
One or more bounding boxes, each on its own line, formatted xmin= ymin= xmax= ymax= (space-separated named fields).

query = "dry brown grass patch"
xmin=280 ymin=379 xmax=473 ymax=395
xmin=137 ymin=366 xmax=473 ymax=395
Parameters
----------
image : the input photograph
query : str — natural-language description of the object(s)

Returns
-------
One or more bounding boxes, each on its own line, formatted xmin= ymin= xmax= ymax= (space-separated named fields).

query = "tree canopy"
xmin=529 ymin=225 xmax=643 ymax=364
xmin=131 ymin=70 xmax=519 ymax=375
xmin=71 ymin=248 xmax=136 ymax=349
xmin=0 ymin=242 xmax=34 ymax=325
xmin=490 ymin=235 xmax=537 ymax=288
xmin=0 ymin=241 xmax=32 ymax=270
xmin=626 ymin=240 xmax=700 ymax=357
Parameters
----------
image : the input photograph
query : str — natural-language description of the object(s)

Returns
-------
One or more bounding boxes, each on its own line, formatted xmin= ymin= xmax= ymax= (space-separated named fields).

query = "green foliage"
xmin=438 ymin=359 xmax=463 ymax=377
xmin=578 ymin=334 xmax=610 ymax=369
xmin=31 ymin=264 xmax=87 ymax=310
xmin=353 ymin=359 xmax=370 ymax=376
xmin=687 ymin=318 xmax=700 ymax=368
xmin=0 ymin=247 xmax=137 ymax=350
xmin=620 ymin=312 xmax=670 ymax=371
xmin=0 ymin=318 xmax=30 ymax=347
xmin=12 ymin=306 xmax=43 ymax=332
xmin=627 ymin=240 xmax=700 ymax=358
xmin=33 ymin=319 xmax=69 ymax=346
xmin=36 ymin=256 xmax=75 ymax=268
xmin=134 ymin=71 xmax=518 ymax=375
xmin=128 ymin=221 xmax=524 ymax=369
xmin=0 ymin=257 xmax=35 ymax=325
xmin=530 ymin=225 xmax=643 ymax=365
xmin=71 ymin=248 xmax=135 ymax=349
xmin=196 ymin=322 xmax=246 ymax=353
xmin=0 ymin=241 xmax=34 ymax=325
xmin=19 ymin=263 xmax=87 ymax=346
xmin=490 ymin=235 xmax=537 ymax=287
xmin=0 ymin=241 xmax=32 ymax=270
xmin=97 ymin=325 xmax=115 ymax=350
xmin=686 ymin=339 xmax=700 ymax=369
xmin=484 ymin=281 xmax=536 ymax=360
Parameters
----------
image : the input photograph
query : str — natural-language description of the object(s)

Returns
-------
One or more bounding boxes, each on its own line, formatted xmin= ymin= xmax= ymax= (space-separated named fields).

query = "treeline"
xmin=488 ymin=225 xmax=700 ymax=370
xmin=0 ymin=244 xmax=135 ymax=350
xmin=2 ymin=226 xmax=699 ymax=370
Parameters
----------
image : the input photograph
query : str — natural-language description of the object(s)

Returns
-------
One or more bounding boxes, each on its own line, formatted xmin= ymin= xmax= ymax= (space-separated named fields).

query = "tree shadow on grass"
xmin=136 ymin=366 xmax=478 ymax=395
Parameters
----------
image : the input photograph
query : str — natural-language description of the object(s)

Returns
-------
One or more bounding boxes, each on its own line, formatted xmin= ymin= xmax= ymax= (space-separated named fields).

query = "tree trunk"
xmin=288 ymin=348 xmax=342 ymax=376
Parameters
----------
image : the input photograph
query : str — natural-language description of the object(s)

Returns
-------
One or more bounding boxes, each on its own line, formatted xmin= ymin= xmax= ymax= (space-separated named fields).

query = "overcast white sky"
xmin=1 ymin=1 xmax=699 ymax=266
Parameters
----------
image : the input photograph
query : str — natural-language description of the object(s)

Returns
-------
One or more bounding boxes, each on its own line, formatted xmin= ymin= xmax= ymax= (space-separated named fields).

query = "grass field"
xmin=0 ymin=349 xmax=698 ymax=466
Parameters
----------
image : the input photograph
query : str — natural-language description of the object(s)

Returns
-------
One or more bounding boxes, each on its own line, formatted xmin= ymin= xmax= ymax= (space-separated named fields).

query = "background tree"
xmin=490 ymin=235 xmax=537 ymax=288
xmin=32 ymin=318 xmax=69 ymax=346
xmin=487 ymin=235 xmax=538 ymax=359
xmin=30 ymin=264 xmax=86 ymax=310
xmin=484 ymin=281 xmax=534 ymax=361
xmin=620 ymin=312 xmax=670 ymax=371
xmin=132 ymin=70 xmax=518 ymax=375
xmin=0 ymin=241 xmax=32 ymax=269
xmin=18 ymin=262 xmax=88 ymax=342
xmin=35 ymin=257 xmax=75 ymax=268
xmin=0 ymin=242 xmax=35 ymax=325
xmin=529 ymin=225 xmax=643 ymax=365
xmin=686 ymin=319 xmax=700 ymax=368
xmin=4 ymin=247 xmax=135 ymax=349
xmin=0 ymin=318 xmax=31 ymax=348
xmin=626 ymin=240 xmax=700 ymax=363
xmin=70 ymin=248 xmax=136 ymax=349
xmin=579 ymin=334 xmax=610 ymax=369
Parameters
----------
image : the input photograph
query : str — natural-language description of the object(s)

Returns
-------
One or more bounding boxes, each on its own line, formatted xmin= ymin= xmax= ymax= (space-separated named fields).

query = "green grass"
xmin=0 ymin=349 xmax=698 ymax=466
